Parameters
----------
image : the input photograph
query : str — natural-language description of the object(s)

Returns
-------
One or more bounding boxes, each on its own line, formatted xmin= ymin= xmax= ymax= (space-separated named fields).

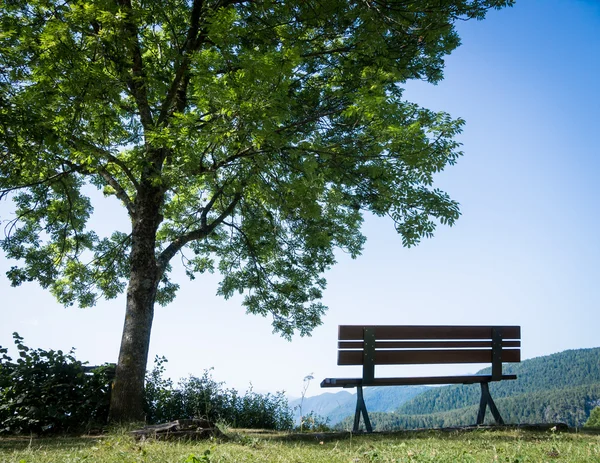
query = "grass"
xmin=1 ymin=427 xmax=599 ymax=463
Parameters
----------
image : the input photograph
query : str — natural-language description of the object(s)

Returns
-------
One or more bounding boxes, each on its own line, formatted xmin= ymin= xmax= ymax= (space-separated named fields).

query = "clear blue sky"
xmin=1 ymin=0 xmax=599 ymax=399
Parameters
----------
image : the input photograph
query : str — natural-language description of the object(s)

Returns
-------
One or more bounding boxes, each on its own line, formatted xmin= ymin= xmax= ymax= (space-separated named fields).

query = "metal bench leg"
xmin=353 ymin=386 xmax=373 ymax=433
xmin=477 ymin=382 xmax=505 ymax=425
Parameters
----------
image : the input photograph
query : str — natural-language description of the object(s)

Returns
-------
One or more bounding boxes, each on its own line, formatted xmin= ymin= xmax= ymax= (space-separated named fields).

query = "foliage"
xmin=185 ymin=449 xmax=213 ymax=463
xmin=0 ymin=333 xmax=113 ymax=434
xmin=0 ymin=337 xmax=292 ymax=434
xmin=1 ymin=429 xmax=600 ymax=463
xmin=295 ymin=410 xmax=332 ymax=433
xmin=585 ymin=407 xmax=600 ymax=428
xmin=0 ymin=0 xmax=514 ymax=331
xmin=144 ymin=357 xmax=293 ymax=430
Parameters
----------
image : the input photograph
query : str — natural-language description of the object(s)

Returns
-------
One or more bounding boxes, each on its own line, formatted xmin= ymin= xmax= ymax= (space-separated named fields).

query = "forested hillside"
xmin=337 ymin=384 xmax=600 ymax=431
xmin=334 ymin=347 xmax=600 ymax=430
xmin=397 ymin=347 xmax=600 ymax=416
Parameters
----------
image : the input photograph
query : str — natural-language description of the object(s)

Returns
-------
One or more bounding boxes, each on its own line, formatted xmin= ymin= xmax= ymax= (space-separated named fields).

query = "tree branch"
xmin=157 ymin=56 xmax=191 ymax=126
xmin=300 ymin=45 xmax=354 ymax=58
xmin=274 ymin=101 xmax=348 ymax=135
xmin=210 ymin=147 xmax=258 ymax=171
xmin=200 ymin=185 xmax=225 ymax=230
xmin=0 ymin=169 xmax=76 ymax=200
xmin=96 ymin=168 xmax=136 ymax=217
xmin=104 ymin=152 xmax=140 ymax=190
xmin=57 ymin=157 xmax=136 ymax=217
xmin=69 ymin=137 xmax=140 ymax=190
xmin=221 ymin=218 xmax=276 ymax=292
xmin=156 ymin=0 xmax=244 ymax=127
xmin=116 ymin=0 xmax=154 ymax=130
xmin=157 ymin=192 xmax=241 ymax=271
xmin=157 ymin=0 xmax=208 ymax=126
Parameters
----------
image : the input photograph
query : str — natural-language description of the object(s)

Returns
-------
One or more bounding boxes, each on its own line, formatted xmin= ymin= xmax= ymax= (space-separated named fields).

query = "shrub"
xmin=144 ymin=357 xmax=293 ymax=430
xmin=234 ymin=385 xmax=293 ymax=430
xmin=0 ymin=338 xmax=293 ymax=434
xmin=585 ymin=406 xmax=600 ymax=428
xmin=297 ymin=411 xmax=332 ymax=432
xmin=0 ymin=333 xmax=113 ymax=434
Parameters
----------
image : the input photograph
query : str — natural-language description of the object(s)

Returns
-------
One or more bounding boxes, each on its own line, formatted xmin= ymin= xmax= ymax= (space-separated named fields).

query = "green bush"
xmin=298 ymin=411 xmax=332 ymax=432
xmin=0 ymin=338 xmax=293 ymax=434
xmin=584 ymin=406 xmax=600 ymax=428
xmin=0 ymin=333 xmax=114 ymax=434
xmin=144 ymin=357 xmax=293 ymax=430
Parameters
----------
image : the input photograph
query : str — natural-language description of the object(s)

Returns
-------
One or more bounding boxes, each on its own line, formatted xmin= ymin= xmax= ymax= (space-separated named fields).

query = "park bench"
xmin=83 ymin=363 xmax=116 ymax=379
xmin=321 ymin=325 xmax=521 ymax=432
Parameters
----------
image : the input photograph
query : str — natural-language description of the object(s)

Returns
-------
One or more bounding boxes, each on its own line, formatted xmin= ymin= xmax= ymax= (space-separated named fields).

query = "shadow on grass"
xmin=1 ymin=424 xmax=598 ymax=452
xmin=241 ymin=423 xmax=600 ymax=445
xmin=0 ymin=435 xmax=103 ymax=452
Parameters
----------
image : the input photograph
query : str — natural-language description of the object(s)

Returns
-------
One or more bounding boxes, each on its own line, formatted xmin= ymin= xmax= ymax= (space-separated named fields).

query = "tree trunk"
xmin=109 ymin=185 xmax=163 ymax=423
xmin=108 ymin=269 xmax=158 ymax=422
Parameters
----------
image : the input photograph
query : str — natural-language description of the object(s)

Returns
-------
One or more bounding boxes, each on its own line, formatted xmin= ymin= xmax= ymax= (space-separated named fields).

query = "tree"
xmin=585 ymin=406 xmax=600 ymax=428
xmin=0 ymin=0 xmax=513 ymax=422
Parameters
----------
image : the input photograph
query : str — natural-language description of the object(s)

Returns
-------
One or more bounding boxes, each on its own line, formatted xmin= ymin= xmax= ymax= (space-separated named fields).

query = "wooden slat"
xmin=338 ymin=340 xmax=521 ymax=349
xmin=321 ymin=374 xmax=518 ymax=388
xmin=338 ymin=348 xmax=521 ymax=366
xmin=338 ymin=325 xmax=520 ymax=341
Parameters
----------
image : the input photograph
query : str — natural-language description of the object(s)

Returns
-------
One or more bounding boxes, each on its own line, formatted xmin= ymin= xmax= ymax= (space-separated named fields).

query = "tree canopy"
xmin=0 ymin=0 xmax=513 ymax=421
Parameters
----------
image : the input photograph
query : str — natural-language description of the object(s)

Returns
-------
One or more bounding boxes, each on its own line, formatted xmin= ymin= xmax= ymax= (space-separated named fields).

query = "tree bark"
xmin=109 ymin=185 xmax=163 ymax=423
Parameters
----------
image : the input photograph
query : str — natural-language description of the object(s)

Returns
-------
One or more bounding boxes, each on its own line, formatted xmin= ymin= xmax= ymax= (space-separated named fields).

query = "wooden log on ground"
xmin=130 ymin=419 xmax=224 ymax=441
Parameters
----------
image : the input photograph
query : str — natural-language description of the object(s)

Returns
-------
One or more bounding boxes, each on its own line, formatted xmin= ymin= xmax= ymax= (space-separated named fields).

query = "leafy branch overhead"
xmin=0 ymin=0 xmax=512 ymax=337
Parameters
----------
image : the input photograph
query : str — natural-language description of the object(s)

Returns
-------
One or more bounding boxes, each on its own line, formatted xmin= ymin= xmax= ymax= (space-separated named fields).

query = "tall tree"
xmin=0 ymin=0 xmax=513 ymax=422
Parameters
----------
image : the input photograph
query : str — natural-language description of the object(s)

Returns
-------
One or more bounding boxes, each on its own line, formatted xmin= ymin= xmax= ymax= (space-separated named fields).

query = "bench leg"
xmin=353 ymin=386 xmax=373 ymax=433
xmin=477 ymin=382 xmax=505 ymax=425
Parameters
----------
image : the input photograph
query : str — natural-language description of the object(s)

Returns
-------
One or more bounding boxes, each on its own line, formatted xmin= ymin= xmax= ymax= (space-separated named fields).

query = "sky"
xmin=1 ymin=0 xmax=599 ymax=400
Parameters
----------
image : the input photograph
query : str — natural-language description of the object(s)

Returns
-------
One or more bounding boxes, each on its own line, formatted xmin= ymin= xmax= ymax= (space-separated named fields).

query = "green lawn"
xmin=1 ymin=428 xmax=599 ymax=463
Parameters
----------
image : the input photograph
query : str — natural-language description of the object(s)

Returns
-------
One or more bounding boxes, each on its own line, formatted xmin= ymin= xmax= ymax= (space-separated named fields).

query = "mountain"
xmin=289 ymin=386 xmax=429 ymax=425
xmin=289 ymin=390 xmax=353 ymax=425
xmin=335 ymin=347 xmax=600 ymax=430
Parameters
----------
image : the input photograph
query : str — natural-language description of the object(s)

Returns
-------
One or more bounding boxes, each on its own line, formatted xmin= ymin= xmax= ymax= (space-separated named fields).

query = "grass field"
xmin=1 ymin=428 xmax=599 ymax=463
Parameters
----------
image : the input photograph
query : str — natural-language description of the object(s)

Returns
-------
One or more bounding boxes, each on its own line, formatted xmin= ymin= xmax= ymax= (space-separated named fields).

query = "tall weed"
xmin=144 ymin=357 xmax=293 ymax=430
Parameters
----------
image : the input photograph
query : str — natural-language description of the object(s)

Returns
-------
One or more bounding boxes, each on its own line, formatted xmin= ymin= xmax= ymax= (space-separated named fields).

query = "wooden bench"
xmin=321 ymin=325 xmax=521 ymax=432
xmin=83 ymin=364 xmax=116 ymax=379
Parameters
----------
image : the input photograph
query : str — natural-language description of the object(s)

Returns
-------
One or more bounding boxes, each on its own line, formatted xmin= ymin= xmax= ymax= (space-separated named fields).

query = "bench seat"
xmin=321 ymin=374 xmax=517 ymax=388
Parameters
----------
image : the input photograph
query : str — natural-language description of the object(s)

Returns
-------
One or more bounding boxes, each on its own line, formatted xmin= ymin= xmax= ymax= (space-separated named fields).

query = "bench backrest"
xmin=337 ymin=325 xmax=521 ymax=383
